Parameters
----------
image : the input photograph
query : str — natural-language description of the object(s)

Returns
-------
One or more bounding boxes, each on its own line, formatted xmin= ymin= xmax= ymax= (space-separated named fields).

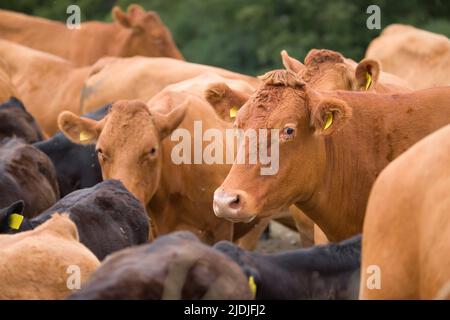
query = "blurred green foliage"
xmin=1 ymin=0 xmax=449 ymax=75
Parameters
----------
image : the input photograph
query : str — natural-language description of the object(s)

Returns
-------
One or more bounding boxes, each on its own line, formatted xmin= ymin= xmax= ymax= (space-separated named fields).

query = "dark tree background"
xmin=1 ymin=0 xmax=449 ymax=75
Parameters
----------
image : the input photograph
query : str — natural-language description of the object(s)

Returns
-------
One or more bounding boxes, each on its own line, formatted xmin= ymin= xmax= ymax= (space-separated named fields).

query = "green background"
xmin=2 ymin=0 xmax=449 ymax=75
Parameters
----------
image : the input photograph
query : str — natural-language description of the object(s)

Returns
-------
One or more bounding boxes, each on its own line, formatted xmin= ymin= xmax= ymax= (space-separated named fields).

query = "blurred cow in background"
xmin=0 ymin=4 xmax=183 ymax=66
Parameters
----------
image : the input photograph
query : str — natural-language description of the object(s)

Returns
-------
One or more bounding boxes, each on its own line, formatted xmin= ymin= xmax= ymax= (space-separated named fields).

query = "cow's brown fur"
xmin=360 ymin=125 xmax=450 ymax=299
xmin=0 ymin=5 xmax=183 ymax=66
xmin=0 ymin=59 xmax=17 ymax=103
xmin=366 ymin=24 xmax=450 ymax=89
xmin=81 ymin=57 xmax=260 ymax=114
xmin=215 ymin=69 xmax=450 ymax=241
xmin=0 ymin=39 xmax=91 ymax=135
xmin=0 ymin=214 xmax=99 ymax=299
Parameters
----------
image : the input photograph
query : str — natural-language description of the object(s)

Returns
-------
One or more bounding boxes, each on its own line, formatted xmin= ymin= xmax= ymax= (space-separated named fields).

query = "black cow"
xmin=0 ymin=179 xmax=150 ymax=260
xmin=34 ymin=105 xmax=109 ymax=197
xmin=0 ymin=138 xmax=59 ymax=217
xmin=0 ymin=97 xmax=44 ymax=143
xmin=68 ymin=231 xmax=253 ymax=300
xmin=214 ymin=235 xmax=361 ymax=300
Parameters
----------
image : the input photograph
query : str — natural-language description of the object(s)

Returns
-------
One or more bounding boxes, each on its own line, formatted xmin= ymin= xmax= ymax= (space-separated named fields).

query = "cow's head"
xmin=213 ymin=70 xmax=352 ymax=222
xmin=58 ymin=100 xmax=186 ymax=205
xmin=112 ymin=4 xmax=183 ymax=60
xmin=282 ymin=49 xmax=381 ymax=91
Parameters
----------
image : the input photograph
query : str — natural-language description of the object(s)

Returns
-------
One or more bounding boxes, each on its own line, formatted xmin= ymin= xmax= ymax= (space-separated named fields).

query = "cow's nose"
xmin=213 ymin=188 xmax=256 ymax=223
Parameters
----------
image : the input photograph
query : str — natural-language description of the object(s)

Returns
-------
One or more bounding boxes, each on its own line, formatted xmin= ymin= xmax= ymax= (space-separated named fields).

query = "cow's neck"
xmin=297 ymin=94 xmax=398 ymax=241
xmin=147 ymin=140 xmax=234 ymax=244
xmin=107 ymin=27 xmax=134 ymax=56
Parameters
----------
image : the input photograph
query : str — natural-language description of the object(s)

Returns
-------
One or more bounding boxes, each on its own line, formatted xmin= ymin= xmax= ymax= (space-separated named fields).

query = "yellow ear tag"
xmin=229 ymin=106 xmax=238 ymax=119
xmin=8 ymin=213 xmax=24 ymax=230
xmin=365 ymin=72 xmax=372 ymax=91
xmin=79 ymin=131 xmax=91 ymax=142
xmin=324 ymin=113 xmax=333 ymax=130
xmin=248 ymin=276 xmax=257 ymax=297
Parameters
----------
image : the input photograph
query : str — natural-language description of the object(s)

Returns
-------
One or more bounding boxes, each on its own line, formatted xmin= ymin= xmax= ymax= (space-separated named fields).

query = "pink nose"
xmin=213 ymin=188 xmax=256 ymax=223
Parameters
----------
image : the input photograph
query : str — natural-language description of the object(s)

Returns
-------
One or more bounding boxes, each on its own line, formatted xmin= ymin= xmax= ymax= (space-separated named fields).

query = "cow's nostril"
xmin=229 ymin=194 xmax=240 ymax=209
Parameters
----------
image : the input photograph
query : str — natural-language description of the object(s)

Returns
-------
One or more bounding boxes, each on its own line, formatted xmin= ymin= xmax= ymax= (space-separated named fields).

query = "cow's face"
xmin=112 ymin=5 xmax=183 ymax=60
xmin=213 ymin=70 xmax=352 ymax=223
xmin=58 ymin=100 xmax=186 ymax=206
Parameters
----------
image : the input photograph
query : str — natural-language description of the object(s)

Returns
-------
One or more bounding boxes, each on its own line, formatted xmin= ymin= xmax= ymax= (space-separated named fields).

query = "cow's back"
xmin=0 ymin=214 xmax=99 ymax=299
xmin=366 ymin=24 xmax=450 ymax=89
xmin=0 ymin=10 xmax=70 ymax=58
xmin=81 ymin=56 xmax=260 ymax=114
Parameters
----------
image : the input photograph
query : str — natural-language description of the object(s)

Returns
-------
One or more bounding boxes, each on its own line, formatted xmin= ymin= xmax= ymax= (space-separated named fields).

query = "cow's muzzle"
xmin=213 ymin=188 xmax=257 ymax=223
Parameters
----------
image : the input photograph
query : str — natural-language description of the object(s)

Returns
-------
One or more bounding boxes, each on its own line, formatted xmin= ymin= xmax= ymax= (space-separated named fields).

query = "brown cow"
xmin=360 ymin=124 xmax=450 ymax=299
xmin=0 ymin=214 xmax=100 ymax=299
xmin=366 ymin=24 xmax=450 ymax=89
xmin=213 ymin=69 xmax=450 ymax=242
xmin=81 ymin=56 xmax=260 ymax=114
xmin=205 ymin=49 xmax=410 ymax=245
xmin=58 ymin=73 xmax=271 ymax=247
xmin=0 ymin=4 xmax=183 ymax=66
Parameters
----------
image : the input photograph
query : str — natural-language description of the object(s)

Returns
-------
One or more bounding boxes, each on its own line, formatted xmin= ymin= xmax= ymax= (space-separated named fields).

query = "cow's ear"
xmin=58 ymin=111 xmax=103 ymax=145
xmin=112 ymin=6 xmax=131 ymax=28
xmin=281 ymin=50 xmax=306 ymax=74
xmin=7 ymin=200 xmax=24 ymax=216
xmin=152 ymin=102 xmax=188 ymax=140
xmin=243 ymin=266 xmax=260 ymax=298
xmin=311 ymin=98 xmax=352 ymax=136
xmin=355 ymin=59 xmax=380 ymax=91
xmin=0 ymin=200 xmax=25 ymax=232
xmin=127 ymin=4 xmax=146 ymax=16
xmin=127 ymin=4 xmax=149 ymax=33
xmin=204 ymin=82 xmax=251 ymax=121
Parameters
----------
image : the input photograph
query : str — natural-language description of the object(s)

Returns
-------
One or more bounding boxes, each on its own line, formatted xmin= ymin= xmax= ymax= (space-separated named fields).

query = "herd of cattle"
xmin=0 ymin=4 xmax=449 ymax=300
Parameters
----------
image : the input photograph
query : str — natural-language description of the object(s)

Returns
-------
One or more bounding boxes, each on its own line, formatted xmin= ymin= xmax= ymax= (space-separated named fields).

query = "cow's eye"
xmin=281 ymin=126 xmax=296 ymax=141
xmin=149 ymin=147 xmax=157 ymax=156
xmin=285 ymin=127 xmax=295 ymax=135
